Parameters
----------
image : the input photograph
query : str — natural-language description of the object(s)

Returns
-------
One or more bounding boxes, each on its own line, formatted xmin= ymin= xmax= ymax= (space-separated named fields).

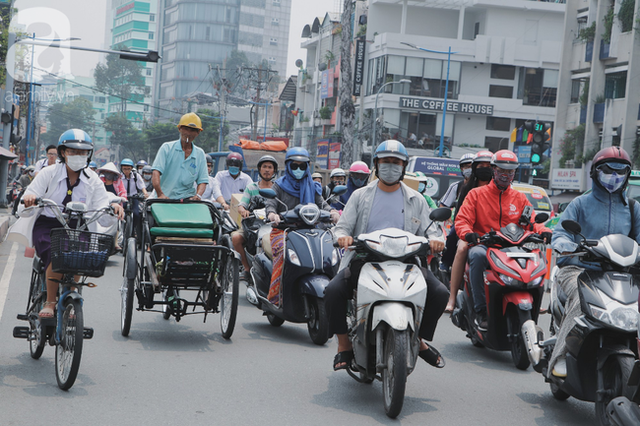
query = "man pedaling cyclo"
xmin=325 ymin=140 xmax=449 ymax=371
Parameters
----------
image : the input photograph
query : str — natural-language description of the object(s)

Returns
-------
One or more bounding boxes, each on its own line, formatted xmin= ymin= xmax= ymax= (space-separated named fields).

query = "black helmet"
xmin=205 ymin=154 xmax=213 ymax=165
xmin=257 ymin=155 xmax=278 ymax=180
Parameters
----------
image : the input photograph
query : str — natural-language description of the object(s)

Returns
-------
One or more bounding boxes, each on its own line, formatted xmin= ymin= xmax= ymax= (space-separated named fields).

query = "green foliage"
xmin=94 ymin=46 xmax=148 ymax=114
xmin=579 ymin=80 xmax=590 ymax=106
xmin=559 ymin=124 xmax=585 ymax=167
xmin=104 ymin=114 xmax=142 ymax=159
xmin=41 ymin=98 xmax=95 ymax=146
xmin=578 ymin=22 xmax=596 ymax=42
xmin=142 ymin=121 xmax=176 ymax=160
xmin=602 ymin=3 xmax=615 ymax=43
xmin=324 ymin=50 xmax=335 ymax=66
xmin=618 ymin=0 xmax=635 ymax=32
xmin=633 ymin=134 xmax=640 ymax=168
xmin=319 ymin=106 xmax=332 ymax=120
xmin=196 ymin=109 xmax=230 ymax=151
xmin=357 ymin=24 xmax=367 ymax=37
xmin=580 ymin=147 xmax=599 ymax=167
xmin=594 ymin=93 xmax=606 ymax=104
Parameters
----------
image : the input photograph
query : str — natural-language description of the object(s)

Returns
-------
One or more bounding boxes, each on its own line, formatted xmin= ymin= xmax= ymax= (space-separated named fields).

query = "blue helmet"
xmin=285 ymin=147 xmax=310 ymax=163
xmin=136 ymin=160 xmax=148 ymax=167
xmin=89 ymin=161 xmax=97 ymax=168
xmin=57 ymin=129 xmax=93 ymax=156
xmin=121 ymin=158 xmax=135 ymax=167
xmin=373 ymin=140 xmax=408 ymax=162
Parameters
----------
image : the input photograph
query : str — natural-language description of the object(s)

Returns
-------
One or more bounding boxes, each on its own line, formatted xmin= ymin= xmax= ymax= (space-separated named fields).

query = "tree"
xmin=197 ymin=108 xmax=229 ymax=152
xmin=142 ymin=121 xmax=177 ymax=162
xmin=104 ymin=114 xmax=142 ymax=159
xmin=338 ymin=0 xmax=356 ymax=166
xmin=94 ymin=46 xmax=148 ymax=115
xmin=41 ymin=97 xmax=95 ymax=146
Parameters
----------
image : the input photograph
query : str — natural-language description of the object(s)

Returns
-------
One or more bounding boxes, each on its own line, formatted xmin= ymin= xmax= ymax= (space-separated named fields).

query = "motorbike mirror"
xmin=534 ymin=212 xmax=549 ymax=224
xmin=561 ymin=219 xmax=582 ymax=235
xmin=258 ymin=188 xmax=277 ymax=199
xmin=332 ymin=185 xmax=347 ymax=196
xmin=429 ymin=207 xmax=452 ymax=222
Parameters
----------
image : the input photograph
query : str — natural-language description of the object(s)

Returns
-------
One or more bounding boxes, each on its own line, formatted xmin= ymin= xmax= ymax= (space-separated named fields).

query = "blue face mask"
xmin=228 ymin=166 xmax=240 ymax=176
xmin=291 ymin=168 xmax=305 ymax=180
xmin=418 ymin=183 xmax=426 ymax=193
xmin=352 ymin=177 xmax=367 ymax=187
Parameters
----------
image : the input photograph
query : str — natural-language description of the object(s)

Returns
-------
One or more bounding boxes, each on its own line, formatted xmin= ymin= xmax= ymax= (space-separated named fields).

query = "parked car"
xmin=512 ymin=183 xmax=554 ymax=221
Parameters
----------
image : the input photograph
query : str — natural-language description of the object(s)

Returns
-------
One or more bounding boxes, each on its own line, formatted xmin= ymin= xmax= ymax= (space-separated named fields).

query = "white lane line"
xmin=0 ymin=242 xmax=19 ymax=321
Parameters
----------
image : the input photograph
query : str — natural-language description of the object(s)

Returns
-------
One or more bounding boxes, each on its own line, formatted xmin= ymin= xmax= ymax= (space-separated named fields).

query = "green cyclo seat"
xmin=149 ymin=202 xmax=215 ymax=239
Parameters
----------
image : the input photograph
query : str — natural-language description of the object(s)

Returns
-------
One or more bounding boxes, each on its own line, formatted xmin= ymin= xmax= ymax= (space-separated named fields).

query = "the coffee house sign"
xmin=399 ymin=97 xmax=494 ymax=116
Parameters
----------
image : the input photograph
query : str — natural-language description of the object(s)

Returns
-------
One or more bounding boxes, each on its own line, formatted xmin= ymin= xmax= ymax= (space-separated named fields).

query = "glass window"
xmin=486 ymin=117 xmax=511 ymax=131
xmin=489 ymin=85 xmax=513 ymax=98
xmin=605 ymin=71 xmax=627 ymax=99
xmin=387 ymin=55 xmax=405 ymax=75
xmin=405 ymin=57 xmax=423 ymax=77
xmin=570 ymin=80 xmax=581 ymax=103
xmin=543 ymin=69 xmax=559 ymax=89
xmin=491 ymin=64 xmax=516 ymax=80
xmin=423 ymin=59 xmax=441 ymax=79
xmin=484 ymin=136 xmax=508 ymax=152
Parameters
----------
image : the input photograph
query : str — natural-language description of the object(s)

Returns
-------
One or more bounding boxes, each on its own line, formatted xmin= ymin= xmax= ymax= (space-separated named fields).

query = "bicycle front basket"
xmin=50 ymin=228 xmax=113 ymax=277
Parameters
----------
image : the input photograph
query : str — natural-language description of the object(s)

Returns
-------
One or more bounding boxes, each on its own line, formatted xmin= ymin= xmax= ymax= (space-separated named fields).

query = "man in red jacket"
xmin=455 ymin=150 xmax=552 ymax=331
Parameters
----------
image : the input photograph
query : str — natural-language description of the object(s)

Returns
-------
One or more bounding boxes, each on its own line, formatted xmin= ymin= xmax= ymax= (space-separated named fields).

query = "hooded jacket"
xmin=552 ymin=182 xmax=640 ymax=269
xmin=455 ymin=180 xmax=550 ymax=239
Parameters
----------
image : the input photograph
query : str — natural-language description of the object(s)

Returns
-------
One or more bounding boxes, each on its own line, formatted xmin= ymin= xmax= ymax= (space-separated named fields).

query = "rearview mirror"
xmin=534 ymin=213 xmax=549 ymax=224
xmin=430 ymin=207 xmax=451 ymax=222
xmin=332 ymin=185 xmax=347 ymax=196
xmin=258 ymin=188 xmax=277 ymax=199
xmin=561 ymin=219 xmax=582 ymax=235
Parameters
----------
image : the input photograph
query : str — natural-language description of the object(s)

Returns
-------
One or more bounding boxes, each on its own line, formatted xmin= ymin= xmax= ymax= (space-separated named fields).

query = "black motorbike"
xmin=247 ymin=186 xmax=344 ymax=345
xmin=522 ymin=219 xmax=640 ymax=426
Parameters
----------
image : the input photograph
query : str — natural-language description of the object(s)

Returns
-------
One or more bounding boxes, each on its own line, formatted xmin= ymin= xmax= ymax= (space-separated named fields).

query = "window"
xmin=570 ymin=80 xmax=581 ymax=103
xmin=605 ymin=71 xmax=627 ymax=99
xmin=148 ymin=32 xmax=154 ymax=40
xmin=150 ymin=14 xmax=155 ymax=22
xmin=375 ymin=55 xmax=460 ymax=99
xmin=146 ymin=68 xmax=152 ymax=76
xmin=484 ymin=137 xmax=507 ymax=152
xmin=491 ymin=64 xmax=516 ymax=80
xmin=518 ymin=68 xmax=557 ymax=107
xmin=272 ymin=18 xmax=279 ymax=25
xmin=144 ymin=105 xmax=150 ymax=112
xmin=474 ymin=22 xmax=480 ymax=38
xmin=270 ymin=37 xmax=278 ymax=45
xmin=489 ymin=85 xmax=513 ymax=98
xmin=268 ymin=57 xmax=276 ymax=62
xmin=273 ymin=0 xmax=280 ymax=4
xmin=206 ymin=26 xmax=210 ymax=41
xmin=486 ymin=117 xmax=511 ymax=131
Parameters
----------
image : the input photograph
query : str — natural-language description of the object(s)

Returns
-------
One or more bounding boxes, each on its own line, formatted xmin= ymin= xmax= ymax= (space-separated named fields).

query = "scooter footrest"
xmin=13 ymin=326 xmax=29 ymax=339
xmin=16 ymin=314 xmax=28 ymax=321
xmin=83 ymin=328 xmax=94 ymax=339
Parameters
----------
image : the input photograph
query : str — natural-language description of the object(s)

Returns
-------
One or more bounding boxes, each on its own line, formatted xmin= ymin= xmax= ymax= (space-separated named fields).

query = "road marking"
xmin=0 ymin=242 xmax=18 ymax=321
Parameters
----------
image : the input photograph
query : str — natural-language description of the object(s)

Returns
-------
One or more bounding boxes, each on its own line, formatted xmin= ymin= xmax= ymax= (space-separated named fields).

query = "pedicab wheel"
xmin=266 ymin=312 xmax=284 ymax=327
xmin=122 ymin=215 xmax=133 ymax=257
xmin=55 ymin=299 xmax=84 ymax=390
xmin=220 ymin=252 xmax=239 ymax=339
xmin=550 ymin=382 xmax=570 ymax=401
xmin=307 ymin=297 xmax=329 ymax=346
xmin=595 ymin=354 xmax=635 ymax=425
xmin=382 ymin=327 xmax=408 ymax=419
xmin=29 ymin=315 xmax=46 ymax=359
xmin=121 ymin=238 xmax=137 ymax=337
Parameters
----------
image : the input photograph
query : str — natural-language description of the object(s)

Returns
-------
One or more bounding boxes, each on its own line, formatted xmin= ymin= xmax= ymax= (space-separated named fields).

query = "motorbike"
xmin=236 ymin=196 xmax=270 ymax=291
xmin=247 ymin=186 xmax=345 ymax=345
xmin=343 ymin=207 xmax=451 ymax=419
xmin=451 ymin=206 xmax=549 ymax=370
xmin=522 ymin=219 xmax=640 ymax=426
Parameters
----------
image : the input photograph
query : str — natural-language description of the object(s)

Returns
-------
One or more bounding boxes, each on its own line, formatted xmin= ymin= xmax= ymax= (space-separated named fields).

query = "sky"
xmin=10 ymin=0 xmax=338 ymax=80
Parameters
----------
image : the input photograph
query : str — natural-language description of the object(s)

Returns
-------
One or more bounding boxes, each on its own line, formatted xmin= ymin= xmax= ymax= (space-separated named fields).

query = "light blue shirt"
xmin=152 ymin=139 xmax=208 ymax=199
xmin=366 ymin=186 xmax=405 ymax=233
xmin=214 ymin=170 xmax=253 ymax=202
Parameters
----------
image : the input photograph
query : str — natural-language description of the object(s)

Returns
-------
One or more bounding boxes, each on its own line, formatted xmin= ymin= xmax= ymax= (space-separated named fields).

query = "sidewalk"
xmin=0 ymin=207 xmax=14 ymax=243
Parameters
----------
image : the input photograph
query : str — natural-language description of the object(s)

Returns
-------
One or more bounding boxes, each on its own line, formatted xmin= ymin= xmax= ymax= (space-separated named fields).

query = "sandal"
xmin=39 ymin=301 xmax=56 ymax=319
xmin=419 ymin=343 xmax=445 ymax=368
xmin=333 ymin=350 xmax=353 ymax=371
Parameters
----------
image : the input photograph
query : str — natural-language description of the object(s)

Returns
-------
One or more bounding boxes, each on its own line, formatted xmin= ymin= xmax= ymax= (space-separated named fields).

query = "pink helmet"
xmin=349 ymin=161 xmax=371 ymax=174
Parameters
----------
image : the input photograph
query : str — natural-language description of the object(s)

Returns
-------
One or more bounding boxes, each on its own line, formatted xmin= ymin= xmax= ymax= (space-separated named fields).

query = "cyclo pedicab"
xmin=120 ymin=198 xmax=240 ymax=339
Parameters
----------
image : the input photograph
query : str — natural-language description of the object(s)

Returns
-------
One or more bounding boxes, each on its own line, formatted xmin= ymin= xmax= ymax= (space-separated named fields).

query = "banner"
xmin=328 ymin=142 xmax=341 ymax=169
xmin=551 ymin=168 xmax=583 ymax=190
xmin=399 ymin=97 xmax=494 ymax=116
xmin=353 ymin=38 xmax=365 ymax=96
xmin=316 ymin=140 xmax=329 ymax=169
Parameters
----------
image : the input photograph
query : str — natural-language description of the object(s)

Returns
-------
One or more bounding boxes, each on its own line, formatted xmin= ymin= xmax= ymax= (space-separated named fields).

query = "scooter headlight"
xmin=365 ymin=235 xmax=421 ymax=258
xmin=287 ymin=249 xmax=301 ymax=266
xmin=589 ymin=289 xmax=639 ymax=332
xmin=530 ymin=275 xmax=544 ymax=286
xmin=331 ymin=248 xmax=340 ymax=266
xmin=499 ymin=273 xmax=516 ymax=285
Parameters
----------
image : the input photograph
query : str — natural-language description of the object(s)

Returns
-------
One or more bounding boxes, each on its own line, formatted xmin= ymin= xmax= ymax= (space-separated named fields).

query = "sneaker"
xmin=552 ymin=357 xmax=567 ymax=378
xmin=439 ymin=262 xmax=449 ymax=272
xmin=475 ymin=310 xmax=488 ymax=331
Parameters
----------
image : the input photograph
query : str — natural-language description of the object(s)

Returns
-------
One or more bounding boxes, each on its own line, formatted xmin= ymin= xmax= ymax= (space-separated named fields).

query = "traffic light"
xmin=525 ymin=121 xmax=551 ymax=164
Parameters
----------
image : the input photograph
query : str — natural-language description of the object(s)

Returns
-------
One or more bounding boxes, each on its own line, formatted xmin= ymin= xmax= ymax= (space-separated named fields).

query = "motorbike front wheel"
xmin=382 ymin=327 xmax=409 ymax=419
xmin=266 ymin=312 xmax=285 ymax=327
xmin=595 ymin=354 xmax=635 ymax=426
xmin=307 ymin=297 xmax=329 ymax=346
xmin=507 ymin=307 xmax=531 ymax=370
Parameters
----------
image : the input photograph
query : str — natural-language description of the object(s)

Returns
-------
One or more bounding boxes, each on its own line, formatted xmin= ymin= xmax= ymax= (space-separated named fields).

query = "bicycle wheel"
xmin=120 ymin=240 xmax=137 ymax=337
xmin=28 ymin=270 xmax=46 ymax=359
xmin=55 ymin=298 xmax=84 ymax=390
xmin=220 ymin=253 xmax=239 ymax=339
xmin=122 ymin=215 xmax=133 ymax=256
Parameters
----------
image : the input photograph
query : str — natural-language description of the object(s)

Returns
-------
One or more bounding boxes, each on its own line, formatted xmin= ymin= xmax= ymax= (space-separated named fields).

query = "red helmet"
xmin=473 ymin=150 xmax=494 ymax=165
xmin=590 ymin=146 xmax=631 ymax=177
xmin=226 ymin=152 xmax=243 ymax=166
xmin=491 ymin=150 xmax=519 ymax=170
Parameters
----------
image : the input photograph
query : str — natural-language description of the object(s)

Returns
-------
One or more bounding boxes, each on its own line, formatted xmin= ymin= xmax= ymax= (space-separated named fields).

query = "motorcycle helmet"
xmin=349 ymin=161 xmax=371 ymax=175
xmin=473 ymin=150 xmax=494 ymax=165
xmin=285 ymin=147 xmax=310 ymax=163
xmin=459 ymin=153 xmax=475 ymax=167
xmin=330 ymin=168 xmax=346 ymax=178
xmin=89 ymin=161 xmax=97 ymax=169
xmin=590 ymin=146 xmax=632 ymax=193
xmin=491 ymin=150 xmax=519 ymax=170
xmin=226 ymin=152 xmax=243 ymax=166
xmin=57 ymin=129 xmax=93 ymax=159
xmin=373 ymin=139 xmax=409 ymax=163
xmin=257 ymin=155 xmax=278 ymax=180
xmin=136 ymin=160 xmax=148 ymax=168
xmin=120 ymin=158 xmax=135 ymax=172
xmin=205 ymin=154 xmax=213 ymax=165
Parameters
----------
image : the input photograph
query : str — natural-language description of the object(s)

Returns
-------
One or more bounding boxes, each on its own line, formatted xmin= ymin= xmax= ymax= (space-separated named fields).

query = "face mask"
xmin=378 ymin=163 xmax=403 ymax=184
xmin=352 ymin=177 xmax=367 ymax=187
xmin=143 ymin=173 xmax=152 ymax=181
xmin=291 ymin=168 xmax=306 ymax=180
xmin=493 ymin=169 xmax=515 ymax=190
xmin=104 ymin=173 xmax=118 ymax=181
xmin=475 ymin=167 xmax=493 ymax=182
xmin=598 ymin=170 xmax=627 ymax=193
xmin=462 ymin=168 xmax=472 ymax=179
xmin=228 ymin=166 xmax=240 ymax=176
xmin=66 ymin=155 xmax=88 ymax=172
xmin=418 ymin=183 xmax=426 ymax=193
xmin=28 ymin=171 xmax=34 ymax=177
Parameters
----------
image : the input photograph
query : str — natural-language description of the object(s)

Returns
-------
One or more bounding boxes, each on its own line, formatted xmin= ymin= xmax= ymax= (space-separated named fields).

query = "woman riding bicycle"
xmin=8 ymin=129 xmax=124 ymax=318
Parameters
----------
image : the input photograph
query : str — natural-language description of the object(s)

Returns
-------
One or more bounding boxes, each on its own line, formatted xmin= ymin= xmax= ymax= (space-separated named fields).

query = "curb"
xmin=0 ymin=208 xmax=13 ymax=243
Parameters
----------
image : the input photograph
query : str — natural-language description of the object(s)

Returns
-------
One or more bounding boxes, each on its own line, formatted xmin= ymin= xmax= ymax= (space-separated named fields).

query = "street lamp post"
xmin=371 ymin=79 xmax=411 ymax=165
xmin=401 ymin=42 xmax=458 ymax=158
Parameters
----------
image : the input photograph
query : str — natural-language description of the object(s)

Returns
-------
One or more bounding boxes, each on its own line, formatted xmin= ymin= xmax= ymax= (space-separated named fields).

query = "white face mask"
xmin=66 ymin=154 xmax=88 ymax=171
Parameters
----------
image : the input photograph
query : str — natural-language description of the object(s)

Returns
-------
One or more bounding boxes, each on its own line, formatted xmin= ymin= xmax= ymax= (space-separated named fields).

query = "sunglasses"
xmin=290 ymin=163 xmax=308 ymax=171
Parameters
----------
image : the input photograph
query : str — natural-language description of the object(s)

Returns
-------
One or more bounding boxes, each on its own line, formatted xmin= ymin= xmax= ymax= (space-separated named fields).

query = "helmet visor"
xmin=598 ymin=162 xmax=631 ymax=174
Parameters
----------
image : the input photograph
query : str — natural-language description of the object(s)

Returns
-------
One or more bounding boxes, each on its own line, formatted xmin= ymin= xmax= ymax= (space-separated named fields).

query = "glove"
xmin=541 ymin=232 xmax=553 ymax=244
xmin=465 ymin=232 xmax=479 ymax=244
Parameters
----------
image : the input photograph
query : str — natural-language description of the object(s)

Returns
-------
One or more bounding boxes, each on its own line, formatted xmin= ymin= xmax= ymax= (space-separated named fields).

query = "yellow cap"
xmin=177 ymin=112 xmax=203 ymax=131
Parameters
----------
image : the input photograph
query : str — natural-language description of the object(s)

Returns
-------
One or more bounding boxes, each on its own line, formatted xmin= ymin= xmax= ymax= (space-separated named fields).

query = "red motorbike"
xmin=451 ymin=209 xmax=549 ymax=370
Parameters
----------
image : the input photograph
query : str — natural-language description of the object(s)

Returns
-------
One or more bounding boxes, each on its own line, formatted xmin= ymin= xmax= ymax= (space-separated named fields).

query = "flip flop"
xmin=333 ymin=350 xmax=353 ymax=371
xmin=419 ymin=344 xmax=445 ymax=368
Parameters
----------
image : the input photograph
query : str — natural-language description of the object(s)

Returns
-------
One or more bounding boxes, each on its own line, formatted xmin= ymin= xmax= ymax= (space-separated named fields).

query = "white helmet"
xmin=330 ymin=168 xmax=346 ymax=178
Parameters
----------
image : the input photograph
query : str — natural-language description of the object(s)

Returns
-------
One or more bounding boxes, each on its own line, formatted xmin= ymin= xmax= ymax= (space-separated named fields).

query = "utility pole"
xmin=210 ymin=63 xmax=229 ymax=152
xmin=0 ymin=27 xmax=16 ymax=207
xmin=239 ymin=65 xmax=278 ymax=141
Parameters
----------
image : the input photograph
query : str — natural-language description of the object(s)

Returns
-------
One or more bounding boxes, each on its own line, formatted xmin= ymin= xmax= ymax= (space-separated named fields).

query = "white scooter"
xmin=343 ymin=208 xmax=451 ymax=418
xmin=88 ymin=193 xmax=122 ymax=256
